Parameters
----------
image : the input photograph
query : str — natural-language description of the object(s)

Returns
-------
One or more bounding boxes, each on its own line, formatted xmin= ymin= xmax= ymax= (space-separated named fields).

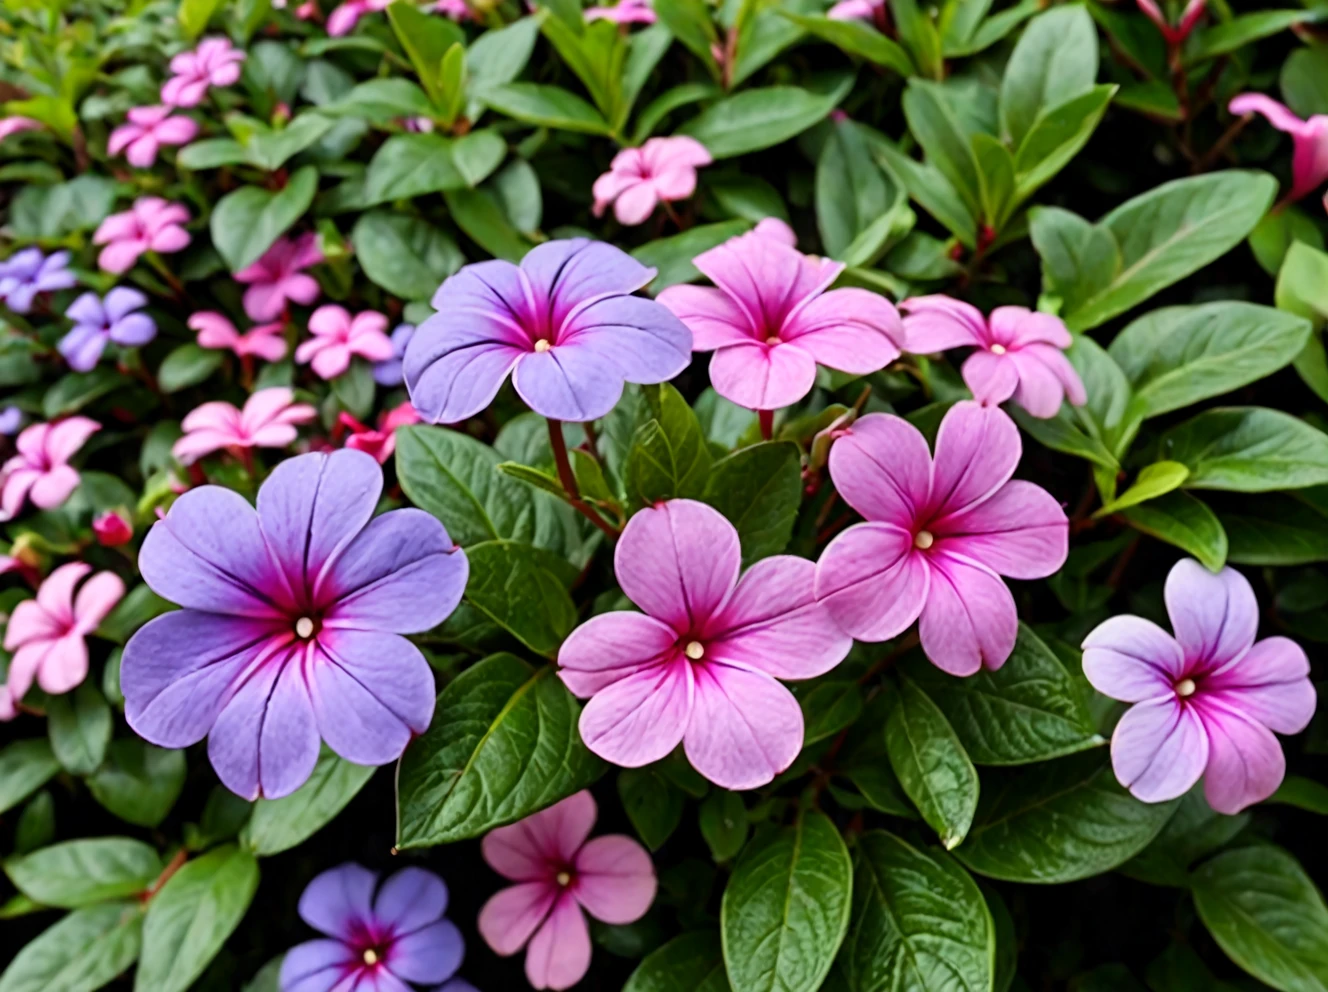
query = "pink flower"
xmin=657 ymin=227 xmax=904 ymax=412
xmin=296 ymin=305 xmax=394 ymax=380
xmin=93 ymin=510 xmax=133 ymax=547
xmin=1137 ymin=0 xmax=1205 ymax=43
xmin=0 ymin=418 xmax=100 ymax=521
xmin=92 ymin=197 xmax=191 ymax=275
xmin=234 ymin=233 xmax=323 ymax=322
xmin=827 ymin=0 xmax=883 ymax=19
xmin=586 ymin=0 xmax=656 ymax=24
xmin=172 ymin=388 xmax=317 ymax=465
xmin=1229 ymin=93 xmax=1328 ymax=201
xmin=479 ymin=791 xmax=655 ymax=991
xmin=592 ymin=137 xmax=712 ymax=226
xmin=901 ymin=296 xmax=1087 ymax=418
xmin=189 ymin=311 xmax=288 ymax=362
xmin=161 ymin=37 xmax=247 ymax=107
xmin=815 ymin=401 xmax=1068 ymax=675
xmin=559 ymin=499 xmax=852 ymax=788
xmin=341 ymin=402 xmax=420 ymax=464
xmin=1083 ymin=559 xmax=1316 ymax=814
xmin=0 ymin=117 xmax=41 ymax=142
xmin=1 ymin=563 xmax=125 ymax=712
xmin=432 ymin=0 xmax=477 ymax=20
xmin=107 ymin=106 xmax=198 ymax=168
xmin=326 ymin=0 xmax=390 ymax=34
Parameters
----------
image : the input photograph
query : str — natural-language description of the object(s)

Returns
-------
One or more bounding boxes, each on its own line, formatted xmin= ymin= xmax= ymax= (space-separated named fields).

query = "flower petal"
xmin=299 ymin=862 xmax=379 ymax=940
xmin=578 ymin=659 xmax=693 ymax=769
xmin=708 ymin=340 xmax=817 ymax=411
xmin=557 ymin=611 xmax=678 ymax=698
xmin=782 ymin=287 xmax=903 ymax=374
xmin=1164 ymin=560 xmax=1258 ymax=671
xmin=960 ymin=350 xmax=1020 ymax=405
xmin=827 ymin=413 xmax=930 ymax=526
xmin=524 ymin=895 xmax=592 ymax=991
xmin=933 ymin=480 xmax=1068 ymax=579
xmin=279 ymin=939 xmax=357 ymax=992
xmin=511 ymin=346 xmax=626 ymax=422
xmin=1203 ymin=636 xmax=1315 ymax=734
xmin=558 ymin=295 xmax=692 ymax=385
xmin=655 ymin=284 xmax=754 ymax=350
xmin=918 ymin=551 xmax=1018 ymax=676
xmin=1196 ymin=699 xmax=1287 ymax=814
xmin=900 ymin=295 xmax=987 ymax=352
xmin=814 ymin=522 xmax=927 ymax=642
xmin=684 ymin=663 xmax=803 ymax=790
xmin=1081 ymin=615 xmax=1184 ymax=703
xmin=573 ymin=835 xmax=656 ymax=924
xmin=927 ymin=400 xmax=1021 ymax=518
xmin=479 ymin=882 xmax=558 ymax=956
xmin=1111 ymin=696 xmax=1209 ymax=803
xmin=374 ymin=866 xmax=448 ymax=936
xmin=388 ymin=919 xmax=464 ymax=983
xmin=482 ymin=790 xmax=598 ymax=883
xmin=522 ymin=239 xmax=656 ymax=332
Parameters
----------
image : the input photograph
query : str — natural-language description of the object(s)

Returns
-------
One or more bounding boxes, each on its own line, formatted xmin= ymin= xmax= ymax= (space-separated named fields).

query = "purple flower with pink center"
xmin=558 ymin=499 xmax=852 ymax=789
xmin=279 ymin=863 xmax=465 ymax=992
xmin=1082 ymin=559 xmax=1316 ymax=814
xmin=121 ymin=449 xmax=468 ymax=799
xmin=59 ymin=288 xmax=158 ymax=372
xmin=0 ymin=248 xmax=77 ymax=313
xmin=814 ymin=401 xmax=1068 ymax=675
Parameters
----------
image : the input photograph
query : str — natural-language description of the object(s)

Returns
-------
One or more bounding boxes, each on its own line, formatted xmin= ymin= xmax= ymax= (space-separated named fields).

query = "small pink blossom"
xmin=92 ymin=197 xmax=191 ymax=275
xmin=559 ymin=499 xmax=852 ymax=788
xmin=827 ymin=0 xmax=883 ymax=19
xmin=1 ymin=563 xmax=125 ymax=715
xmin=816 ymin=401 xmax=1068 ymax=675
xmin=1083 ymin=559 xmax=1316 ymax=814
xmin=296 ymin=0 xmax=320 ymax=18
xmin=0 ymin=418 xmax=100 ymax=521
xmin=107 ymin=106 xmax=198 ymax=168
xmin=1229 ymin=93 xmax=1328 ymax=202
xmin=341 ymin=402 xmax=420 ymax=464
xmin=433 ymin=0 xmax=477 ymax=20
xmin=592 ymin=136 xmax=712 ymax=226
xmin=0 ymin=117 xmax=41 ymax=142
xmin=326 ymin=0 xmax=390 ymax=34
xmin=234 ymin=233 xmax=323 ymax=322
xmin=479 ymin=791 xmax=656 ymax=991
xmin=172 ymin=388 xmax=317 ymax=465
xmin=93 ymin=510 xmax=134 ymax=547
xmin=162 ymin=37 xmax=247 ymax=107
xmin=297 ymin=305 xmax=394 ymax=380
xmin=901 ymin=296 xmax=1087 ymax=418
xmin=586 ymin=0 xmax=656 ymax=24
xmin=189 ymin=312 xmax=288 ymax=362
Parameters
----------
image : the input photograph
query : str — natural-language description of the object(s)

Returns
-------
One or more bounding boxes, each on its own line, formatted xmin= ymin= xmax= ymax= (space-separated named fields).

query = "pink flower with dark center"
xmin=479 ymin=791 xmax=655 ymax=991
xmin=296 ymin=306 xmax=394 ymax=380
xmin=0 ymin=417 xmax=100 ymax=521
xmin=592 ymin=136 xmax=712 ymax=226
xmin=235 ymin=233 xmax=323 ymax=322
xmin=815 ymin=401 xmax=1068 ymax=675
xmin=107 ymin=106 xmax=198 ymax=168
xmin=326 ymin=0 xmax=390 ymax=34
xmin=92 ymin=198 xmax=191 ymax=275
xmin=559 ymin=499 xmax=852 ymax=788
xmin=1083 ymin=559 xmax=1316 ymax=813
xmin=161 ymin=37 xmax=247 ymax=107
xmin=189 ymin=312 xmax=288 ymax=362
xmin=901 ymin=296 xmax=1087 ymax=418
xmin=0 ymin=116 xmax=41 ymax=142
xmin=1229 ymin=93 xmax=1328 ymax=202
xmin=586 ymin=0 xmax=656 ymax=25
xmin=341 ymin=402 xmax=420 ymax=465
xmin=172 ymin=388 xmax=316 ymax=465
xmin=657 ymin=226 xmax=905 ymax=412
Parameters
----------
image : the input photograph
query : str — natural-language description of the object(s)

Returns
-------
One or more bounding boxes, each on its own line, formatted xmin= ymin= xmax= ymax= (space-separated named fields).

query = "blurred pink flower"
xmin=92 ymin=198 xmax=191 ymax=274
xmin=189 ymin=311 xmax=288 ymax=362
xmin=93 ymin=510 xmax=134 ymax=547
xmin=0 ymin=116 xmax=41 ymax=142
xmin=296 ymin=305 xmax=393 ymax=380
xmin=162 ymin=37 xmax=247 ymax=107
xmin=479 ymin=791 xmax=655 ymax=991
xmin=172 ymin=388 xmax=316 ymax=465
xmin=1229 ymin=93 xmax=1328 ymax=201
xmin=235 ymin=233 xmax=323 ymax=322
xmin=1137 ymin=0 xmax=1205 ymax=43
xmin=0 ymin=417 xmax=100 ymax=521
xmin=326 ymin=0 xmax=389 ymax=34
xmin=592 ymin=136 xmax=711 ymax=226
xmin=108 ymin=106 xmax=198 ymax=168
xmin=586 ymin=0 xmax=656 ymax=23
xmin=752 ymin=216 xmax=797 ymax=245
xmin=433 ymin=0 xmax=477 ymax=20
xmin=341 ymin=402 xmax=420 ymax=464
xmin=827 ymin=0 xmax=882 ymax=19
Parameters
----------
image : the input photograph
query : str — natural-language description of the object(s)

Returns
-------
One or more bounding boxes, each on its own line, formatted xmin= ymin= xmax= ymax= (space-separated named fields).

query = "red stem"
xmin=758 ymin=409 xmax=774 ymax=441
xmin=548 ymin=419 xmax=620 ymax=540
xmin=142 ymin=849 xmax=188 ymax=903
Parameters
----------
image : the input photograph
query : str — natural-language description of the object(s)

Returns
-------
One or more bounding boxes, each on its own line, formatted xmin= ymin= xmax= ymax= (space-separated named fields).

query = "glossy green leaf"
xmin=0 ymin=902 xmax=143 ymax=992
xmin=625 ymin=382 xmax=713 ymax=507
xmin=351 ymin=211 xmax=464 ymax=301
xmin=46 ymin=682 xmax=112 ymax=776
xmin=701 ymin=441 xmax=801 ymax=565
xmin=87 ymin=740 xmax=186 ymax=829
xmin=679 ymin=72 xmax=855 ymax=159
xmin=625 ymin=931 xmax=729 ymax=992
xmin=463 ymin=540 xmax=578 ymax=656
xmin=5 ymin=839 xmax=161 ymax=909
xmin=783 ymin=14 xmax=913 ymax=75
xmin=1095 ymin=461 xmax=1190 ymax=517
xmin=1162 ymin=407 xmax=1328 ymax=492
xmin=886 ymin=675 xmax=979 ymax=849
xmin=0 ymin=740 xmax=61 ymax=815
xmin=1222 ymin=493 xmax=1328 ymax=565
xmin=1120 ymin=490 xmax=1228 ymax=572
xmin=241 ymin=750 xmax=375 ymax=856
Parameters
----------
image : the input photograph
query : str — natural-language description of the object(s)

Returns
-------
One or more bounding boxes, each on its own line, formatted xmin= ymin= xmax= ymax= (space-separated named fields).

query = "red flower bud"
xmin=93 ymin=510 xmax=133 ymax=547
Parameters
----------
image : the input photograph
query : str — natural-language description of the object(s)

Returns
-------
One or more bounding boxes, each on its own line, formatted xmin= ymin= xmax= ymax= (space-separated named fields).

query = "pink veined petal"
xmin=932 ymin=479 xmax=1068 ymax=580
xmin=34 ymin=633 xmax=89 ymax=694
xmin=44 ymin=416 xmax=100 ymax=464
xmin=578 ymin=657 xmax=694 ymax=769
xmin=781 ymin=288 xmax=903 ymax=374
xmin=900 ymin=295 xmax=987 ymax=352
xmin=1111 ymin=696 xmax=1209 ymax=804
xmin=1005 ymin=348 xmax=1072 ymax=418
xmin=240 ymin=388 xmax=298 ymax=434
xmin=591 ymin=171 xmax=642 ymax=217
xmin=814 ymin=522 xmax=927 ymax=642
xmin=655 ymin=284 xmax=755 ymax=350
xmin=299 ymin=862 xmax=379 ymax=941
xmin=709 ymin=339 xmax=818 ymax=411
xmin=992 ymin=307 xmax=1072 ymax=349
xmin=613 ymin=182 xmax=661 ymax=226
xmin=479 ymin=882 xmax=558 ymax=956
xmin=3 ymin=599 xmax=64 ymax=650
xmin=918 ymin=551 xmax=1018 ymax=676
xmin=71 ymin=571 xmax=125 ymax=633
xmin=1081 ymin=615 xmax=1186 ymax=702
xmin=960 ymin=350 xmax=1021 ymax=406
xmin=482 ymin=790 xmax=599 ymax=883
xmin=557 ymin=611 xmax=678 ymax=698
xmin=29 ymin=465 xmax=81 ymax=510
xmin=827 ymin=412 xmax=931 ymax=526
xmin=1194 ymin=698 xmax=1287 ymax=814
xmin=1163 ymin=559 xmax=1258 ymax=672
xmin=648 ymin=164 xmax=700 ymax=203
xmin=927 ymin=400 xmax=1022 ymax=519
xmin=1014 ymin=343 xmax=1087 ymax=409
xmin=693 ymin=233 xmax=840 ymax=335
xmin=573 ymin=835 xmax=657 ymax=924
xmin=36 ymin=562 xmax=90 ymax=621
xmin=523 ymin=895 xmax=592 ymax=991
xmin=308 ymin=304 xmax=351 ymax=338
xmin=1202 ymin=636 xmax=1316 ymax=734
xmin=684 ymin=662 xmax=804 ymax=790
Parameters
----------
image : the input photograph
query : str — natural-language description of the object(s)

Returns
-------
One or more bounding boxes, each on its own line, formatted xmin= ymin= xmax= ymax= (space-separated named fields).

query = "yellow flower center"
xmin=765 ymin=335 xmax=781 ymax=345
xmin=1176 ymin=678 xmax=1197 ymax=698
xmin=363 ymin=949 xmax=379 ymax=966
xmin=990 ymin=344 xmax=1007 ymax=355
xmin=534 ymin=339 xmax=552 ymax=352
xmin=684 ymin=640 xmax=705 ymax=660
xmin=913 ymin=530 xmax=935 ymax=550
xmin=295 ymin=617 xmax=315 ymax=639
xmin=556 ymin=871 xmax=572 ymax=886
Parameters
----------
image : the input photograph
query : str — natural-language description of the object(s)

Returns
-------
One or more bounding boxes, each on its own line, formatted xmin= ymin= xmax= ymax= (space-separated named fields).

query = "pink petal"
xmin=1006 ymin=348 xmax=1072 ymax=418
xmin=900 ymin=295 xmax=987 ymax=352
xmin=783 ymin=288 xmax=903 ymax=375
xmin=927 ymin=401 xmax=1021 ymax=518
xmin=482 ymin=790 xmax=599 ymax=883
xmin=683 ymin=662 xmax=804 ymax=790
xmin=693 ymin=233 xmax=841 ymax=335
xmin=1229 ymin=93 xmax=1310 ymax=135
xmin=655 ymin=284 xmax=754 ymax=350
xmin=3 ymin=599 xmax=63 ymax=650
xmin=1 ymin=469 xmax=38 ymax=520
xmin=1196 ymin=700 xmax=1286 ymax=814
xmin=992 ymin=307 xmax=1071 ymax=349
xmin=1203 ymin=636 xmax=1315 ymax=734
xmin=613 ymin=183 xmax=661 ymax=226
xmin=309 ymin=304 xmax=351 ymax=337
xmin=709 ymin=339 xmax=818 ymax=411
xmin=479 ymin=882 xmax=557 ymax=956
xmin=558 ymin=611 xmax=678 ymax=697
xmin=645 ymin=165 xmax=697 ymax=203
xmin=125 ymin=136 xmax=160 ymax=168
xmin=573 ymin=835 xmax=656 ymax=924
xmin=1164 ymin=560 xmax=1258 ymax=671
xmin=29 ymin=465 xmax=80 ymax=509
xmin=148 ymin=225 xmax=190 ymax=254
xmin=241 ymin=387 xmax=300 ymax=433
xmin=524 ymin=895 xmax=592 ymax=991
xmin=1111 ymin=696 xmax=1209 ymax=803
xmin=243 ymin=282 xmax=287 ymax=322
xmin=72 ymin=571 xmax=125 ymax=632
xmin=933 ymin=480 xmax=1068 ymax=579
xmin=37 ymin=638 xmax=88 ymax=696
xmin=960 ymin=350 xmax=1020 ymax=405
xmin=591 ymin=170 xmax=638 ymax=218
xmin=918 ymin=551 xmax=1018 ymax=676
xmin=107 ymin=124 xmax=143 ymax=157
xmin=93 ymin=211 xmax=140 ymax=245
xmin=578 ymin=658 xmax=693 ymax=768
xmin=826 ymin=412 xmax=930 ymax=526
xmin=37 ymin=562 xmax=89 ymax=620
xmin=311 ymin=345 xmax=352 ymax=380
xmin=814 ymin=522 xmax=927 ymax=642
xmin=283 ymin=273 xmax=322 ymax=307
xmin=44 ymin=416 xmax=100 ymax=464
xmin=98 ymin=240 xmax=146 ymax=274
xmin=172 ymin=428 xmax=237 ymax=463
xmin=153 ymin=116 xmax=200 ymax=146
xmin=1082 ymin=616 xmax=1185 ymax=702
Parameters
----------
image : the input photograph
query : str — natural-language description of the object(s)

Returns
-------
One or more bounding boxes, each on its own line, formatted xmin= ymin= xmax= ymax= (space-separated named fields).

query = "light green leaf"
xmin=211 ymin=166 xmax=319 ymax=273
xmin=157 ymin=344 xmax=225 ymax=394
xmin=886 ymin=675 xmax=979 ymax=849
xmin=351 ymin=211 xmax=464 ymax=301
xmin=678 ymin=72 xmax=854 ymax=159
xmin=179 ymin=0 xmax=224 ymax=38
xmin=1119 ymin=490 xmax=1228 ymax=572
xmin=1095 ymin=461 xmax=1190 ymax=517
xmin=5 ymin=839 xmax=161 ymax=909
xmin=0 ymin=740 xmax=61 ymax=815
xmin=0 ymin=902 xmax=143 ymax=992
xmin=443 ymin=187 xmax=534 ymax=263
xmin=241 ymin=750 xmax=375 ymax=856
xmin=1162 ymin=407 xmax=1328 ymax=492
xmin=999 ymin=4 xmax=1097 ymax=148
xmin=817 ymin=118 xmax=898 ymax=260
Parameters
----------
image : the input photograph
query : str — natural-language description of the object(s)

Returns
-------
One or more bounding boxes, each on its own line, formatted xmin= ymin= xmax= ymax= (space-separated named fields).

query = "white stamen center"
xmin=534 ymin=339 xmax=552 ymax=352
xmin=990 ymin=344 xmax=1007 ymax=355
xmin=684 ymin=640 xmax=705 ymax=660
xmin=1176 ymin=678 xmax=1197 ymax=698
xmin=295 ymin=617 xmax=315 ymax=639
xmin=363 ymin=949 xmax=379 ymax=966
xmin=913 ymin=530 xmax=935 ymax=550
xmin=765 ymin=335 xmax=781 ymax=345
xmin=556 ymin=871 xmax=572 ymax=886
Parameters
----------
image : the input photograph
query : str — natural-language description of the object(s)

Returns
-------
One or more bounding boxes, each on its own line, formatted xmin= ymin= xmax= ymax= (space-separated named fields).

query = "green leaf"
xmin=999 ymin=4 xmax=1097 ymax=148
xmin=240 ymin=750 xmax=375 ymax=856
xmin=0 ymin=740 xmax=60 ymax=815
xmin=157 ymin=344 xmax=225 ymax=394
xmin=624 ymin=931 xmax=729 ymax=992
xmin=1250 ymin=205 xmax=1323 ymax=276
xmin=700 ymin=791 xmax=749 ymax=862
xmin=43 ymin=369 xmax=129 ymax=419
xmin=890 ymin=0 xmax=942 ymax=78
xmin=387 ymin=0 xmax=465 ymax=109
xmin=1222 ymin=493 xmax=1328 ymax=566
xmin=135 ymin=846 xmax=259 ymax=992
xmin=1012 ymin=84 xmax=1116 ymax=203
xmin=0 ymin=902 xmax=143 ymax=992
xmin=652 ymin=0 xmax=720 ymax=70
xmin=872 ymin=136 xmax=977 ymax=247
xmin=1029 ymin=205 xmax=1122 ymax=322
xmin=1123 ymin=787 xmax=1250 ymax=888
xmin=1162 ymin=407 xmax=1328 ymax=492
xmin=179 ymin=0 xmax=224 ymax=37
xmin=46 ymin=682 xmax=112 ymax=776
xmin=625 ymin=382 xmax=713 ymax=507
xmin=8 ymin=176 xmax=118 ymax=238
xmin=721 ymin=809 xmax=852 ymax=992
xmin=633 ymin=82 xmax=723 ymax=144
xmin=973 ymin=132 xmax=1016 ymax=229
xmin=14 ymin=792 xmax=55 ymax=856
xmin=1282 ymin=46 xmax=1328 ymax=118
xmin=5 ymin=839 xmax=161 ymax=909
xmin=437 ymin=42 xmax=467 ymax=126
xmin=396 ymin=654 xmax=604 ymax=847
xmin=351 ymin=211 xmax=464 ymax=301
xmin=323 ymin=78 xmax=435 ymax=121
xmin=678 ymin=72 xmax=855 ymax=159
xmin=817 ymin=119 xmax=898 ymax=260
xmin=1269 ymin=776 xmax=1328 ymax=815
xmin=620 ymin=767 xmax=685 ymax=851
xmin=467 ymin=16 xmax=542 ymax=116
xmin=211 ymin=166 xmax=319 ymax=273
xmin=701 ymin=441 xmax=801 ymax=566
xmin=1192 ymin=845 xmax=1328 ymax=992
xmin=800 ymin=680 xmax=864 ymax=746
xmin=953 ymin=753 xmax=1179 ymax=883
xmin=492 ymin=159 xmax=544 ymax=235
xmin=901 ymin=79 xmax=982 ymax=218
xmin=1095 ymin=461 xmax=1190 ymax=517
xmin=362 ymin=133 xmax=470 ymax=202
xmin=783 ymin=14 xmax=913 ymax=75
xmin=463 ymin=540 xmax=578 ymax=656
xmin=87 ymin=740 xmax=186 ymax=829
xmin=242 ymin=114 xmax=335 ymax=171
xmin=1185 ymin=9 xmax=1316 ymax=65
xmin=1120 ymin=490 xmax=1228 ymax=572
xmin=96 ymin=585 xmax=173 ymax=646
xmin=482 ymin=82 xmax=613 ymax=134
xmin=839 ymin=831 xmax=994 ymax=992
xmin=632 ymin=220 xmax=751 ymax=290
xmin=885 ymin=674 xmax=979 ymax=849
xmin=444 ymin=187 xmax=533 ymax=263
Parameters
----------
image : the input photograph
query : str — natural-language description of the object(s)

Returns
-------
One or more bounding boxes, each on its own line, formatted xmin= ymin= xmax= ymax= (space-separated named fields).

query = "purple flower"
xmin=59 ymin=288 xmax=157 ymax=372
xmin=404 ymin=239 xmax=692 ymax=424
xmin=0 ymin=407 xmax=23 ymax=436
xmin=373 ymin=324 xmax=415 ymax=387
xmin=0 ymin=248 xmax=77 ymax=313
xmin=121 ymin=449 xmax=469 ymax=799
xmin=279 ymin=863 xmax=465 ymax=992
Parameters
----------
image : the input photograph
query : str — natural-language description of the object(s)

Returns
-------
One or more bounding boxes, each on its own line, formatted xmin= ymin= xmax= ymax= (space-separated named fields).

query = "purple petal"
xmin=1195 ymin=699 xmax=1286 ymax=814
xmin=58 ymin=325 xmax=109 ymax=372
xmin=103 ymin=286 xmax=147 ymax=321
xmin=511 ymin=347 xmax=626 ymax=422
xmin=557 ymin=611 xmax=678 ymax=698
xmin=108 ymin=313 xmax=157 ymax=347
xmin=388 ymin=920 xmax=464 ymax=984
xmin=299 ymin=863 xmax=378 ymax=941
xmin=520 ymin=239 xmax=655 ymax=332
xmin=558 ymin=295 xmax=692 ymax=385
xmin=934 ymin=480 xmax=1068 ymax=579
xmin=1111 ymin=696 xmax=1208 ymax=803
xmin=827 ymin=413 xmax=931 ymax=527
xmin=1164 ymin=560 xmax=1258 ymax=671
xmin=1081 ymin=615 xmax=1184 ymax=703
xmin=406 ymin=338 xmax=523 ymax=424
xmin=814 ymin=522 xmax=927 ymax=642
xmin=280 ymin=939 xmax=357 ymax=992
xmin=1203 ymin=636 xmax=1315 ymax=734
xmin=918 ymin=551 xmax=1018 ymax=676
xmin=64 ymin=291 xmax=106 ymax=326
xmin=684 ymin=662 xmax=804 ymax=790
xmin=578 ymin=658 xmax=693 ymax=769
xmin=375 ymin=866 xmax=448 ymax=936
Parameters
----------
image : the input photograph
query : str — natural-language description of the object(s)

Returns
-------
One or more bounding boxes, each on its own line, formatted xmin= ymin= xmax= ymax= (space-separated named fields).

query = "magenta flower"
xmin=107 ymin=106 xmax=198 ymax=168
xmin=172 ymin=387 xmax=316 ymax=466
xmin=189 ymin=311 xmax=288 ymax=362
xmin=297 ymin=306 xmax=394 ymax=380
xmin=901 ymin=296 xmax=1087 ymax=418
xmin=0 ymin=116 xmax=41 ymax=142
xmin=586 ymin=0 xmax=657 ymax=25
xmin=827 ymin=0 xmax=883 ymax=19
xmin=657 ymin=227 xmax=904 ymax=413
xmin=592 ymin=136 xmax=712 ymax=226
xmin=326 ymin=0 xmax=390 ymax=34
xmin=235 ymin=233 xmax=323 ymax=322
xmin=559 ymin=499 xmax=852 ymax=788
xmin=122 ymin=449 xmax=468 ymax=799
xmin=93 ymin=510 xmax=133 ymax=547
xmin=2 ymin=563 xmax=124 ymax=709
xmin=342 ymin=402 xmax=420 ymax=465
xmin=0 ymin=248 xmax=77 ymax=314
xmin=280 ymin=863 xmax=464 ymax=992
xmin=815 ymin=401 xmax=1068 ymax=675
xmin=478 ymin=791 xmax=655 ymax=991
xmin=0 ymin=417 xmax=99 ymax=521
xmin=1229 ymin=93 xmax=1328 ymax=202
xmin=1083 ymin=559 xmax=1316 ymax=813
xmin=161 ymin=37 xmax=246 ymax=107
xmin=1138 ymin=0 xmax=1205 ymax=43
xmin=59 ymin=288 xmax=157 ymax=373
xmin=405 ymin=239 xmax=691 ymax=424
xmin=92 ymin=197 xmax=191 ymax=275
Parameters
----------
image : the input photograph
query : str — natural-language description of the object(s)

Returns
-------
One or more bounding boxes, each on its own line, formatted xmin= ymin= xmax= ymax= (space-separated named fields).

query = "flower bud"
xmin=93 ymin=510 xmax=134 ymax=547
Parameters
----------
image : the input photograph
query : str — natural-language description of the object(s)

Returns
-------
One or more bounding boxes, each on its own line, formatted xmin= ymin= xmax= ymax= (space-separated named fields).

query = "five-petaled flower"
xmin=592 ymin=136 xmax=711 ymax=226
xmin=172 ymin=387 xmax=317 ymax=465
xmin=122 ymin=449 xmax=469 ymax=799
xmin=405 ymin=239 xmax=691 ymax=424
xmin=108 ymin=105 xmax=198 ymax=168
xmin=657 ymin=226 xmax=904 ymax=412
xmin=235 ymin=233 xmax=323 ymax=322
xmin=0 ymin=248 xmax=77 ymax=314
xmin=93 ymin=197 xmax=191 ymax=274
xmin=0 ymin=417 xmax=100 ymax=521
xmin=559 ymin=499 xmax=852 ymax=788
xmin=279 ymin=862 xmax=465 ymax=992
xmin=815 ymin=401 xmax=1068 ymax=675
xmin=297 ymin=305 xmax=394 ymax=380
xmin=1082 ymin=559 xmax=1316 ymax=814
xmin=59 ymin=288 xmax=158 ymax=373
xmin=161 ymin=37 xmax=247 ymax=107
xmin=479 ymin=791 xmax=655 ymax=991
xmin=902 ymin=296 xmax=1086 ymax=418
xmin=1228 ymin=93 xmax=1328 ymax=203
xmin=189 ymin=311 xmax=289 ymax=362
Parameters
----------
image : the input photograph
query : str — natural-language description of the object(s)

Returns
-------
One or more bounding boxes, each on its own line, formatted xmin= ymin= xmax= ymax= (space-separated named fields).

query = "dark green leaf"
xmin=702 ymin=441 xmax=801 ymax=565
xmin=46 ymin=682 xmax=112 ymax=776
xmin=624 ymin=931 xmax=729 ymax=992
xmin=783 ymin=14 xmax=913 ymax=75
xmin=620 ymin=767 xmax=685 ymax=851
xmin=158 ymin=344 xmax=225 ymax=394
xmin=1222 ymin=493 xmax=1328 ymax=565
xmin=240 ymin=749 xmax=375 ymax=856
xmin=463 ymin=540 xmax=578 ymax=656
xmin=87 ymin=740 xmax=186 ymax=828
xmin=351 ymin=211 xmax=464 ymax=301
xmin=700 ymin=791 xmax=748 ymax=862
xmin=0 ymin=740 xmax=60 ymax=815
xmin=1119 ymin=490 xmax=1228 ymax=572
xmin=482 ymin=83 xmax=613 ymax=134
xmin=679 ymin=72 xmax=855 ymax=159
xmin=5 ymin=839 xmax=161 ymax=909
xmin=211 ymin=166 xmax=319 ymax=272
xmin=625 ymin=382 xmax=713 ymax=507
xmin=1162 ymin=407 xmax=1328 ymax=492
xmin=999 ymin=4 xmax=1097 ymax=147
xmin=0 ymin=902 xmax=143 ymax=992
xmin=632 ymin=220 xmax=751 ymax=291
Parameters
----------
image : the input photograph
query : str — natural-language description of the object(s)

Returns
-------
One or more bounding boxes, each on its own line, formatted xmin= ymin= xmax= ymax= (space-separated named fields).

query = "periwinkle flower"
xmin=59 ymin=288 xmax=157 ymax=372
xmin=172 ymin=388 xmax=317 ymax=465
xmin=93 ymin=197 xmax=191 ymax=274
xmin=107 ymin=105 xmax=198 ymax=168
xmin=161 ymin=37 xmax=246 ymax=107
xmin=0 ymin=417 xmax=100 ymax=521
xmin=592 ymin=136 xmax=711 ymax=226
xmin=0 ymin=407 xmax=22 ymax=435
xmin=235 ymin=233 xmax=323 ymax=322
xmin=373 ymin=324 xmax=414 ymax=387
xmin=121 ymin=449 xmax=469 ymax=799
xmin=1228 ymin=93 xmax=1328 ymax=202
xmin=0 ymin=248 xmax=77 ymax=313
